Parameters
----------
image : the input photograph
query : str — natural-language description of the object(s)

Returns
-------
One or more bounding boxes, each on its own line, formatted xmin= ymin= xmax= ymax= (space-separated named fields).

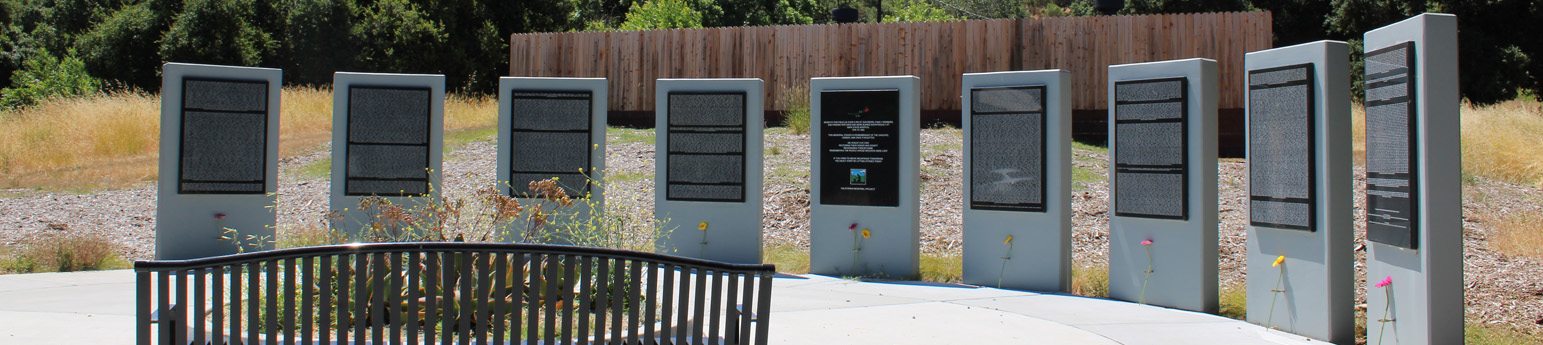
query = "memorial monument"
xmin=1106 ymin=58 xmax=1218 ymax=312
xmin=156 ymin=63 xmax=281 ymax=259
xmin=328 ymin=72 xmax=445 ymax=237
xmin=498 ymin=77 xmax=607 ymax=243
xmin=1243 ymin=41 xmax=1354 ymax=344
xmin=1363 ymin=13 xmax=1462 ymax=345
xmin=808 ymin=76 xmax=921 ymax=278
xmin=960 ymin=70 xmax=1072 ymax=292
xmin=653 ymin=78 xmax=765 ymax=263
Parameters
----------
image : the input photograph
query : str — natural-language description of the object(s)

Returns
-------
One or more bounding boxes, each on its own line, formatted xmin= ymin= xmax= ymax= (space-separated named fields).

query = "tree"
xmin=74 ymin=2 xmax=169 ymax=91
xmin=1 ymin=49 xmax=101 ymax=109
xmin=1325 ymin=0 xmax=1543 ymax=105
xmin=884 ymin=0 xmax=962 ymax=23
xmin=619 ymin=0 xmax=703 ymax=30
xmin=158 ymin=0 xmax=275 ymax=69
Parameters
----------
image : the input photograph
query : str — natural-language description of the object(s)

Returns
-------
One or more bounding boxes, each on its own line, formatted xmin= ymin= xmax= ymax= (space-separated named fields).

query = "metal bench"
xmin=135 ymin=242 xmax=775 ymax=345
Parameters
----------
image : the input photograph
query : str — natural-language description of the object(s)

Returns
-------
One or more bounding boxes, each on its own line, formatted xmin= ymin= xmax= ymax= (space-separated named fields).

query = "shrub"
xmin=779 ymin=85 xmax=810 ymax=134
xmin=0 ymin=50 xmax=101 ymax=109
xmin=1071 ymin=263 xmax=1109 ymax=298
xmin=618 ymin=0 xmax=703 ymax=31
xmin=1 ymin=231 xmax=125 ymax=273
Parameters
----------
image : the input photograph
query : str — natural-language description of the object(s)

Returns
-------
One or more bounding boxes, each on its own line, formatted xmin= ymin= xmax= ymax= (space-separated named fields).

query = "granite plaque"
xmin=969 ymin=86 xmax=1046 ymax=212
xmin=1248 ymin=64 xmax=1317 ymax=231
xmin=510 ymin=91 xmax=593 ymax=198
xmin=1364 ymin=42 xmax=1419 ymax=249
xmin=1113 ymin=78 xmax=1188 ymax=219
xmin=345 ymin=86 xmax=431 ymax=196
xmin=666 ymin=92 xmax=747 ymax=202
xmin=178 ymin=79 xmax=269 ymax=194
xmin=819 ymin=90 xmax=901 ymax=207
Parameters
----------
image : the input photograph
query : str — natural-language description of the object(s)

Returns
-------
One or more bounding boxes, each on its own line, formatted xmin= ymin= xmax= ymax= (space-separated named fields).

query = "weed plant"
xmin=0 ymin=231 xmax=126 ymax=273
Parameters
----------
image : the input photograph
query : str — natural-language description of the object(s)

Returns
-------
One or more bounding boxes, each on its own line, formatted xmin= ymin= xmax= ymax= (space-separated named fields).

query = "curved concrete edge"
xmin=773 ymin=274 xmax=1334 ymax=345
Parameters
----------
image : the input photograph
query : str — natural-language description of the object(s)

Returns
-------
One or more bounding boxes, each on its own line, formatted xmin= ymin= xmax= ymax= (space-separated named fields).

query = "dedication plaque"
xmin=820 ymin=90 xmax=900 ymax=207
xmin=1364 ymin=42 xmax=1419 ymax=249
xmin=510 ymin=91 xmax=593 ymax=198
xmin=179 ymin=78 xmax=268 ymax=194
xmin=969 ymin=86 xmax=1046 ymax=212
xmin=1113 ymin=78 xmax=1188 ymax=219
xmin=1248 ymin=64 xmax=1317 ymax=231
xmin=666 ymin=92 xmax=747 ymax=202
xmin=345 ymin=86 xmax=432 ymax=196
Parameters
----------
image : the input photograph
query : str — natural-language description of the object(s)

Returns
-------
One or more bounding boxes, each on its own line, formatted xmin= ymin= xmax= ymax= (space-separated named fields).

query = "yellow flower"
xmin=1273 ymin=255 xmax=1285 ymax=267
xmin=698 ymin=222 xmax=709 ymax=231
xmin=1004 ymin=235 xmax=1014 ymax=244
xmin=861 ymin=229 xmax=871 ymax=238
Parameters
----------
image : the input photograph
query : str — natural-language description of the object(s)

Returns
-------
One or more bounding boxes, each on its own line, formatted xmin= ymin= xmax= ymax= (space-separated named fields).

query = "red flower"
xmin=215 ymin=213 xmax=227 ymax=219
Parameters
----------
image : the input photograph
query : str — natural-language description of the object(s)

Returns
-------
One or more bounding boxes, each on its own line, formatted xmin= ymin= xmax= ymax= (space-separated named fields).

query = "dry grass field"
xmin=0 ymin=88 xmax=496 ymax=190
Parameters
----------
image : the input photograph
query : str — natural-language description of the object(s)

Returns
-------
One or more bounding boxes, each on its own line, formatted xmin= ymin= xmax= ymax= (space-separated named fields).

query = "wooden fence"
xmin=510 ymin=12 xmax=1272 ymax=114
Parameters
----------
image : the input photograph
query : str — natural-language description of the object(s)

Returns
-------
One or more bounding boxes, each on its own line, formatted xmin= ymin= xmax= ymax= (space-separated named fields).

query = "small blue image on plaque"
xmin=850 ymin=169 xmax=867 ymax=185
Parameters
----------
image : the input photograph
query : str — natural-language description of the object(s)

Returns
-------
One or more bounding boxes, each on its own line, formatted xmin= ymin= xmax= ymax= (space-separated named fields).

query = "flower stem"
xmin=1266 ymin=265 xmax=1284 ymax=329
xmin=997 ymin=241 xmax=1013 ymax=289
xmin=1139 ymin=245 xmax=1153 ymax=304
xmin=1376 ymin=285 xmax=1394 ymax=345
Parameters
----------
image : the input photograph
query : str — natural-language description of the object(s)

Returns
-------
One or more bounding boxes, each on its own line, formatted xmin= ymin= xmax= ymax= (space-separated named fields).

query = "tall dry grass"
xmin=1459 ymin=101 xmax=1543 ymax=186
xmin=0 ymin=91 xmax=160 ymax=189
xmin=0 ymin=87 xmax=497 ymax=190
xmin=1352 ymin=99 xmax=1543 ymax=186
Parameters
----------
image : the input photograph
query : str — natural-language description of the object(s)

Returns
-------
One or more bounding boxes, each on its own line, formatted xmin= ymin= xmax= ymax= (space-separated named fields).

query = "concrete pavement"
xmin=0 ymin=270 xmax=1330 ymax=344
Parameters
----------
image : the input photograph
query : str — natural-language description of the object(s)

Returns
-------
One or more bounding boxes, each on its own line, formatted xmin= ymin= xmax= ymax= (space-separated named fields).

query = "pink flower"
xmin=1375 ymin=276 xmax=1392 ymax=288
xmin=215 ymin=213 xmax=227 ymax=219
xmin=849 ymin=223 xmax=858 ymax=230
xmin=1140 ymin=239 xmax=1153 ymax=246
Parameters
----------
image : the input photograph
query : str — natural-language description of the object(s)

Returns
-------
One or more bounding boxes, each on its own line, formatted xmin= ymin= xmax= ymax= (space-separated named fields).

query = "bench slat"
xmin=754 ymin=272 xmax=772 ymax=345
xmin=320 ymin=255 xmax=333 ymax=345
xmin=492 ymin=253 xmax=507 ymax=343
xmin=137 ymin=243 xmax=775 ymax=345
xmin=628 ymin=260 xmax=643 ymax=345
xmin=302 ymin=257 xmax=313 ymax=345
xmin=409 ymin=252 xmax=422 ymax=344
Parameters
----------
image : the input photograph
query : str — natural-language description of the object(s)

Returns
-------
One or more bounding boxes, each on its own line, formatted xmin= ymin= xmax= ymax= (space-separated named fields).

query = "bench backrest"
xmin=135 ymin=242 xmax=776 ymax=345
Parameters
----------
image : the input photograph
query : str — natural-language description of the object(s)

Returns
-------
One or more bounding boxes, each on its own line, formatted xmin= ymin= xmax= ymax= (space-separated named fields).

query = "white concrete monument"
xmin=1106 ymin=58 xmax=1218 ymax=312
xmin=653 ymin=78 xmax=765 ymax=263
xmin=1243 ymin=40 xmax=1354 ymax=344
xmin=1363 ymin=13 xmax=1462 ymax=345
xmin=808 ymin=76 xmax=921 ymax=278
xmin=157 ymin=63 xmax=281 ymax=259
xmin=498 ymin=77 xmax=607 ymax=243
xmin=328 ymin=72 xmax=445 ymax=238
xmin=960 ymin=70 xmax=1072 ymax=291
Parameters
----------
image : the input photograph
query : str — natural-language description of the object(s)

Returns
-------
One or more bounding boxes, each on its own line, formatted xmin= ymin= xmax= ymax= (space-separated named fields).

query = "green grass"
xmin=1218 ymin=282 xmax=1247 ymax=320
xmin=767 ymin=165 xmax=807 ymax=185
xmin=1466 ymin=323 xmax=1542 ymax=345
xmin=607 ymin=127 xmax=655 ymax=145
xmin=919 ymin=252 xmax=962 ymax=283
xmin=607 ymin=171 xmax=653 ymax=184
xmin=444 ymin=126 xmax=498 ymax=153
xmin=297 ymin=157 xmax=331 ymax=180
xmin=1072 ymin=166 xmax=1103 ymax=191
xmin=1071 ymin=263 xmax=1109 ymax=298
xmin=762 ymin=243 xmax=809 ymax=274
xmin=1072 ymin=140 xmax=1108 ymax=154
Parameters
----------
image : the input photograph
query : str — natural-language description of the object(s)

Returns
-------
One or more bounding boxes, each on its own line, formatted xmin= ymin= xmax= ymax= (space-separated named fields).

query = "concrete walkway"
xmin=0 ymin=270 xmax=1329 ymax=345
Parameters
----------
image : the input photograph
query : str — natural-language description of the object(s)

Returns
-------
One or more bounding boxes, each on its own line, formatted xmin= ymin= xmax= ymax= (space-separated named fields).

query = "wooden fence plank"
xmin=508 ymin=13 xmax=1270 ymax=113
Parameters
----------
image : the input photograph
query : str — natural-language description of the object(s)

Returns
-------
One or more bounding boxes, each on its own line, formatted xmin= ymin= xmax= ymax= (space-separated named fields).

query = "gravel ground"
xmin=1 ymin=128 xmax=1539 ymax=335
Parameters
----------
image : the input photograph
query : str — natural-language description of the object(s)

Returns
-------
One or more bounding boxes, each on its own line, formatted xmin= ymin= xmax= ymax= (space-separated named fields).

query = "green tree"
xmin=158 ymin=0 xmax=276 ymax=69
xmin=266 ymin=0 xmax=356 ymax=86
xmin=884 ymin=0 xmax=962 ymax=23
xmin=1251 ymin=0 xmax=1333 ymax=46
xmin=1326 ymin=0 xmax=1543 ymax=105
xmin=350 ymin=0 xmax=446 ymax=75
xmin=619 ymin=0 xmax=703 ymax=30
xmin=0 ymin=49 xmax=101 ymax=109
xmin=73 ymin=2 xmax=170 ymax=91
